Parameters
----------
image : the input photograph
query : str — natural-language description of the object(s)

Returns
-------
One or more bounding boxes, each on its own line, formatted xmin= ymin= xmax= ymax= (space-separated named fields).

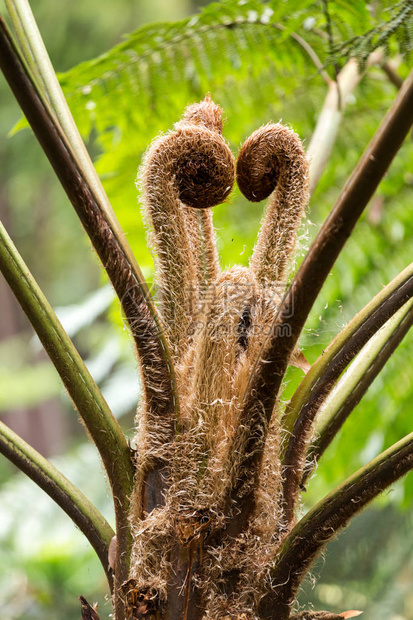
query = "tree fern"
xmin=2 ymin=1 xmax=413 ymax=617
xmin=54 ymin=3 xmax=413 ymax=495
xmin=38 ymin=1 xmax=413 ymax=497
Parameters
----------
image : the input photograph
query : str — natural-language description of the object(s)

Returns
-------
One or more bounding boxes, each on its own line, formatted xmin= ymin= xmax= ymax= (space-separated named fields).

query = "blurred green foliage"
xmin=299 ymin=505 xmax=413 ymax=617
xmin=0 ymin=444 xmax=114 ymax=620
xmin=1 ymin=0 xmax=413 ymax=617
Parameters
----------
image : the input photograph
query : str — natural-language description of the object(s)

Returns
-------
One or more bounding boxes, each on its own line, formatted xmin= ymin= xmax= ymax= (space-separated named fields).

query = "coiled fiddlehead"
xmin=237 ymin=124 xmax=309 ymax=290
xmin=141 ymin=97 xmax=235 ymax=360
xmin=178 ymin=95 xmax=226 ymax=290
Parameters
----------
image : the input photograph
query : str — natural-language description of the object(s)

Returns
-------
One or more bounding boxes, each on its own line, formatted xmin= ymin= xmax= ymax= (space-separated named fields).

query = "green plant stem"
xmin=282 ymin=262 xmax=413 ymax=440
xmin=280 ymin=266 xmax=413 ymax=525
xmin=0 ymin=18 xmax=180 ymax=600
xmin=0 ymin=219 xmax=133 ymax=590
xmin=4 ymin=0 xmax=132 ymax=256
xmin=307 ymin=298 xmax=413 ymax=478
xmin=0 ymin=13 xmax=179 ymax=426
xmin=3 ymin=0 xmax=45 ymax=94
xmin=259 ymin=431 xmax=413 ymax=619
xmin=225 ymin=67 xmax=413 ymax=538
xmin=0 ymin=420 xmax=114 ymax=590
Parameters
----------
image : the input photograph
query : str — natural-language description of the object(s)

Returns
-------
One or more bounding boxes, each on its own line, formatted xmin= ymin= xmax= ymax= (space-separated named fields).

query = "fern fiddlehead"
xmin=237 ymin=124 xmax=309 ymax=290
xmin=141 ymin=96 xmax=235 ymax=360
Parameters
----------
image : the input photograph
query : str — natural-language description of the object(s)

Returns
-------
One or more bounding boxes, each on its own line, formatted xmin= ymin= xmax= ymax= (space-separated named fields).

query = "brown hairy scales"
xmin=129 ymin=96 xmax=310 ymax=619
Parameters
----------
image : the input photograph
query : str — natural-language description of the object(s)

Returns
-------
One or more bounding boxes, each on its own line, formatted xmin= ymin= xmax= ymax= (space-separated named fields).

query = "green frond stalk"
xmin=222 ymin=67 xmax=413 ymax=539
xmin=280 ymin=266 xmax=413 ymax=525
xmin=4 ymin=0 xmax=142 ymax=275
xmin=0 ymin=13 xmax=179 ymax=429
xmin=282 ymin=261 xmax=413 ymax=442
xmin=308 ymin=297 xmax=413 ymax=476
xmin=0 ymin=218 xmax=133 ymax=589
xmin=3 ymin=0 xmax=45 ymax=93
xmin=0 ymin=421 xmax=114 ymax=590
xmin=259 ymin=431 xmax=413 ymax=619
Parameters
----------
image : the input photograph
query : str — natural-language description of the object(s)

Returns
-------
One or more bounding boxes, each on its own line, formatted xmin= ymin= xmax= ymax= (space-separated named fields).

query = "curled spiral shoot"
xmin=141 ymin=98 xmax=235 ymax=358
xmin=177 ymin=95 xmax=225 ymax=292
xmin=237 ymin=124 xmax=309 ymax=290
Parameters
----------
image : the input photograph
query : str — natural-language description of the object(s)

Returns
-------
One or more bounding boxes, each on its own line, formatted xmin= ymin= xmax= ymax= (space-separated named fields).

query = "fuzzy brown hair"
xmin=237 ymin=124 xmax=309 ymax=289
xmin=129 ymin=97 xmax=310 ymax=620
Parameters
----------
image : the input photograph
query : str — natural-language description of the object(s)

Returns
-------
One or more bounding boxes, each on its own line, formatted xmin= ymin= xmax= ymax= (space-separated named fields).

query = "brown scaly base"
xmin=79 ymin=595 xmax=362 ymax=620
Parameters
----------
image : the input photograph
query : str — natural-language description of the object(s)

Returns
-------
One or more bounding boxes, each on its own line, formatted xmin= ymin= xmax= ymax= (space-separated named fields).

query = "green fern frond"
xmin=59 ymin=0 xmax=322 ymax=142
xmin=331 ymin=0 xmax=413 ymax=64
